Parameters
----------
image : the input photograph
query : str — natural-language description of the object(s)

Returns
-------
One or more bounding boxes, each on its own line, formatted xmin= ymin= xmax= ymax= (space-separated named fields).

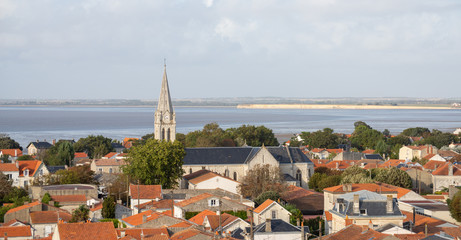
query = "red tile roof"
xmin=379 ymin=159 xmax=405 ymax=168
xmin=170 ymin=228 xmax=213 ymax=240
xmin=116 ymin=228 xmax=169 ymax=240
xmin=135 ymin=199 xmax=173 ymax=210
xmin=5 ymin=201 xmax=41 ymax=215
xmin=0 ymin=149 xmax=22 ymax=157
xmin=362 ymin=149 xmax=375 ymax=154
xmin=0 ymin=225 xmax=32 ymax=237
xmin=30 ymin=211 xmax=72 ymax=224
xmin=189 ymin=210 xmax=217 ymax=225
xmin=253 ymin=199 xmax=275 ymax=214
xmin=121 ymin=210 xmax=167 ymax=226
xmin=322 ymin=224 xmax=388 ymax=240
xmin=188 ymin=171 xmax=238 ymax=185
xmin=325 ymin=160 xmax=351 ymax=170
xmin=432 ymin=163 xmax=461 ymax=176
xmin=174 ymin=193 xmax=213 ymax=208
xmin=324 ymin=183 xmax=411 ymax=198
xmin=57 ymin=222 xmax=118 ymax=240
xmin=205 ymin=213 xmax=238 ymax=230
xmin=18 ymin=160 xmax=43 ymax=177
xmin=103 ymin=152 xmax=118 ymax=158
xmin=423 ymin=160 xmax=446 ymax=171
xmin=401 ymin=210 xmax=446 ymax=235
xmin=130 ymin=185 xmax=162 ymax=200
xmin=0 ymin=163 xmax=18 ymax=172
xmin=74 ymin=152 xmax=88 ymax=158
xmin=169 ymin=221 xmax=194 ymax=228
xmin=423 ymin=153 xmax=436 ymax=160
xmin=51 ymin=195 xmax=87 ymax=203
xmin=326 ymin=149 xmax=344 ymax=154
xmin=281 ymin=185 xmax=322 ymax=201
xmin=90 ymin=203 xmax=103 ymax=212
xmin=423 ymin=195 xmax=445 ymax=200
xmin=93 ymin=158 xmax=126 ymax=166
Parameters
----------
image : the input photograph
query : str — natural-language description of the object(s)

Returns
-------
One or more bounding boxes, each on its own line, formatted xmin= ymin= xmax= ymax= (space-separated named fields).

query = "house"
xmin=0 ymin=225 xmax=33 ymax=240
xmin=323 ymin=183 xmax=426 ymax=211
xmin=3 ymin=201 xmax=62 ymax=223
xmin=90 ymin=158 xmax=126 ymax=174
xmin=280 ymin=185 xmax=324 ymax=215
xmin=26 ymin=140 xmax=52 ymax=156
xmin=17 ymin=160 xmax=49 ymax=188
xmin=189 ymin=209 xmax=217 ymax=225
xmin=250 ymin=219 xmax=308 ymax=240
xmin=90 ymin=202 xmax=132 ymax=221
xmin=321 ymin=224 xmax=388 ymax=240
xmin=51 ymin=195 xmax=87 ymax=212
xmin=328 ymin=190 xmax=406 ymax=234
xmin=102 ymin=152 xmax=127 ymax=159
xmin=203 ymin=213 xmax=250 ymax=233
xmin=0 ymin=149 xmax=22 ymax=162
xmin=0 ymin=162 xmax=19 ymax=187
xmin=129 ymin=185 xmax=162 ymax=213
xmin=111 ymin=142 xmax=125 ymax=153
xmin=173 ymin=193 xmax=249 ymax=219
xmin=399 ymin=145 xmax=438 ymax=161
xmin=333 ymin=152 xmax=364 ymax=161
xmin=182 ymin=146 xmax=314 ymax=189
xmin=122 ymin=138 xmax=139 ymax=149
xmin=182 ymin=169 xmax=240 ymax=195
xmin=253 ymin=199 xmax=291 ymax=225
xmin=121 ymin=210 xmax=183 ymax=228
xmin=399 ymin=199 xmax=459 ymax=224
xmin=324 ymin=160 xmax=352 ymax=170
xmin=30 ymin=211 xmax=72 ymax=238
xmin=52 ymin=222 xmax=118 ymax=240
xmin=432 ymin=163 xmax=461 ymax=192
xmin=116 ymin=228 xmax=170 ymax=239
xmin=380 ymin=159 xmax=405 ymax=169
xmin=30 ymin=184 xmax=99 ymax=200
xmin=73 ymin=152 xmax=89 ymax=165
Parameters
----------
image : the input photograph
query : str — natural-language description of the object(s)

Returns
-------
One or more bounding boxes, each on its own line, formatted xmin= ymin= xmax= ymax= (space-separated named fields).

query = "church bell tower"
xmin=154 ymin=64 xmax=176 ymax=142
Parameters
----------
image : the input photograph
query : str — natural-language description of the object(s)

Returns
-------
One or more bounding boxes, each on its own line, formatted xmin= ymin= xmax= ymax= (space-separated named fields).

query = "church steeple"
xmin=154 ymin=63 xmax=176 ymax=142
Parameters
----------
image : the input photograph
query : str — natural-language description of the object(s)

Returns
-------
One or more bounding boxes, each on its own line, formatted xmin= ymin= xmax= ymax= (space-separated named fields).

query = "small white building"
xmin=253 ymin=199 xmax=291 ymax=225
xmin=184 ymin=170 xmax=240 ymax=195
xmin=129 ymin=184 xmax=162 ymax=213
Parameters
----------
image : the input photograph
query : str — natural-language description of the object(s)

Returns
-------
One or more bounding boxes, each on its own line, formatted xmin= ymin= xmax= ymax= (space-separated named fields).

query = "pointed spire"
xmin=157 ymin=63 xmax=174 ymax=113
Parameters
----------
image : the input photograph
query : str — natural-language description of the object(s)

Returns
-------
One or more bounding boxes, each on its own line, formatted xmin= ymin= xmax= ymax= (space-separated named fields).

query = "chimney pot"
xmin=386 ymin=195 xmax=393 ymax=213
xmin=353 ymin=194 xmax=360 ymax=214
xmin=265 ymin=219 xmax=272 ymax=232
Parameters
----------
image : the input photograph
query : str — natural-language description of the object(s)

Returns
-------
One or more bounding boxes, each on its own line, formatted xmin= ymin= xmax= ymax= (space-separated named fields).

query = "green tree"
xmin=382 ymin=129 xmax=390 ymax=137
xmin=238 ymin=164 xmax=285 ymax=199
xmin=375 ymin=140 xmax=390 ymax=157
xmin=44 ymin=140 xmax=75 ymax=166
xmin=102 ymin=196 xmax=116 ymax=219
xmin=421 ymin=130 xmax=456 ymax=149
xmin=254 ymin=191 xmax=281 ymax=206
xmin=71 ymin=205 xmax=90 ymax=222
xmin=17 ymin=155 xmax=34 ymax=160
xmin=374 ymin=167 xmax=412 ymax=188
xmin=226 ymin=125 xmax=279 ymax=147
xmin=284 ymin=204 xmax=303 ymax=225
xmin=401 ymin=127 xmax=430 ymax=137
xmin=341 ymin=165 xmax=373 ymax=184
xmin=308 ymin=172 xmax=327 ymax=192
xmin=0 ymin=155 xmax=10 ymax=163
xmin=0 ymin=172 xmax=13 ymax=202
xmin=41 ymin=193 xmax=52 ymax=204
xmin=37 ymin=165 xmax=96 ymax=185
xmin=350 ymin=124 xmax=384 ymax=151
xmin=387 ymin=135 xmax=411 ymax=147
xmin=0 ymin=134 xmax=22 ymax=150
xmin=318 ymin=175 xmax=343 ymax=191
xmin=448 ymin=190 xmax=461 ymax=222
xmin=123 ymin=139 xmax=185 ymax=188
xmin=74 ymin=135 xmax=114 ymax=159
xmin=299 ymin=128 xmax=339 ymax=149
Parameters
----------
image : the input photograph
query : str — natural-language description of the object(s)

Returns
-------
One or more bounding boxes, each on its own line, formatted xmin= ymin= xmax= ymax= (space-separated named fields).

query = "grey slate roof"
xmin=253 ymin=219 xmax=301 ymax=233
xmin=47 ymin=165 xmax=66 ymax=174
xmin=363 ymin=154 xmax=384 ymax=160
xmin=183 ymin=147 xmax=312 ymax=165
xmin=333 ymin=190 xmax=403 ymax=217
xmin=27 ymin=141 xmax=52 ymax=149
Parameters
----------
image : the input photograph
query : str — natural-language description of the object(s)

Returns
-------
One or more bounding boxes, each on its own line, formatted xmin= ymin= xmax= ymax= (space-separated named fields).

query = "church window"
xmin=161 ymin=129 xmax=165 ymax=140
xmin=271 ymin=210 xmax=277 ymax=219
xmin=189 ymin=168 xmax=192 ymax=174
xmin=167 ymin=128 xmax=171 ymax=141
xmin=225 ymin=169 xmax=229 ymax=177
xmin=233 ymin=172 xmax=237 ymax=181
xmin=296 ymin=170 xmax=302 ymax=187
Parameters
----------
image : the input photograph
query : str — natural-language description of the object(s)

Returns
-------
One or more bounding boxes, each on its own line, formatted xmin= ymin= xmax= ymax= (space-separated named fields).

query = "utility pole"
xmin=218 ymin=199 xmax=222 ymax=239
xmin=137 ymin=179 xmax=140 ymax=214
xmin=250 ymin=209 xmax=254 ymax=240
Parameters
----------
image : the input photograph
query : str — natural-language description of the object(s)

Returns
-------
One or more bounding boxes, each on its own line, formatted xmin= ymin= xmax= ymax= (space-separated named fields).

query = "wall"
xmin=254 ymin=203 xmax=291 ymax=225
xmin=406 ymin=168 xmax=433 ymax=194
xmin=190 ymin=176 xmax=239 ymax=195
xmin=432 ymin=175 xmax=461 ymax=192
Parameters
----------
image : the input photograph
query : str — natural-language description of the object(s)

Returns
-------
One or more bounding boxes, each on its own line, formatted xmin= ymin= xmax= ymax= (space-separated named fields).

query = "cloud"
xmin=203 ymin=0 xmax=214 ymax=8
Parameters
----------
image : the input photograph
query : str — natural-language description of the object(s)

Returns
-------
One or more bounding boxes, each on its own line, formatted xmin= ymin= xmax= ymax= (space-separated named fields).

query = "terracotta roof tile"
xmin=5 ymin=201 xmax=41 ymax=215
xmin=116 ymin=228 xmax=169 ymax=240
xmin=18 ymin=160 xmax=43 ymax=177
xmin=188 ymin=171 xmax=238 ymax=185
xmin=90 ymin=203 xmax=103 ymax=212
xmin=74 ymin=152 xmax=88 ymax=158
xmin=135 ymin=199 xmax=173 ymax=210
xmin=379 ymin=159 xmax=405 ymax=168
xmin=170 ymin=221 xmax=194 ymax=228
xmin=423 ymin=160 xmax=447 ymax=171
xmin=57 ymin=222 xmax=118 ymax=240
xmin=325 ymin=160 xmax=351 ymax=169
xmin=326 ymin=149 xmax=344 ymax=154
xmin=401 ymin=210 xmax=446 ymax=235
xmin=103 ymin=152 xmax=118 ymax=158
xmin=281 ymin=185 xmax=322 ymax=201
xmin=122 ymin=210 xmax=163 ymax=226
xmin=324 ymin=211 xmax=332 ymax=221
xmin=205 ymin=213 xmax=238 ymax=230
xmin=0 ymin=149 xmax=22 ymax=157
xmin=189 ymin=210 xmax=217 ymax=225
xmin=170 ymin=228 xmax=213 ymax=240
xmin=174 ymin=193 xmax=213 ymax=208
xmin=253 ymin=199 xmax=275 ymax=214
xmin=130 ymin=185 xmax=162 ymax=200
xmin=51 ymin=195 xmax=87 ymax=203
xmin=93 ymin=158 xmax=126 ymax=166
xmin=323 ymin=183 xmax=409 ymax=197
xmin=432 ymin=163 xmax=461 ymax=176
xmin=322 ymin=224 xmax=388 ymax=240
xmin=30 ymin=211 xmax=72 ymax=224
xmin=362 ymin=149 xmax=375 ymax=154
xmin=0 ymin=163 xmax=18 ymax=172
xmin=0 ymin=225 xmax=32 ymax=237
xmin=423 ymin=153 xmax=436 ymax=160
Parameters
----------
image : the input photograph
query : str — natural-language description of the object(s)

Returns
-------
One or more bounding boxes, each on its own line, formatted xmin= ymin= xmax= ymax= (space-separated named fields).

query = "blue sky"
xmin=1 ymin=0 xmax=460 ymax=99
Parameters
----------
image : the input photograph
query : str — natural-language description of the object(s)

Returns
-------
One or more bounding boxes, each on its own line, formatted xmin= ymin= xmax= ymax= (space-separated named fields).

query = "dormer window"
xmin=360 ymin=209 xmax=367 ymax=215
xmin=24 ymin=169 xmax=29 ymax=177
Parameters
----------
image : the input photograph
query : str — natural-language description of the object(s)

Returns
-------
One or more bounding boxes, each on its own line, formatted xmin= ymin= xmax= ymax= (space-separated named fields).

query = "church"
xmin=154 ymin=65 xmax=314 ymax=189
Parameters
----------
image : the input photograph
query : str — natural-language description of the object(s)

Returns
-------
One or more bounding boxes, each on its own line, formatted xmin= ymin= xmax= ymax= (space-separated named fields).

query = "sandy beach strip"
xmin=237 ymin=104 xmax=455 ymax=110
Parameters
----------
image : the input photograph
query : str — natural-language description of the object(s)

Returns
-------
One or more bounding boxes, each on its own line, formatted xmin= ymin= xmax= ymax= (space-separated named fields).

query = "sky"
xmin=1 ymin=0 xmax=461 ymax=99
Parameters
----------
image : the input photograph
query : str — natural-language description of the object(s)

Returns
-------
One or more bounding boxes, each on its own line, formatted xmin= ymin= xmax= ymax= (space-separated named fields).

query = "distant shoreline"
xmin=237 ymin=104 xmax=457 ymax=110
xmin=0 ymin=105 xmax=236 ymax=108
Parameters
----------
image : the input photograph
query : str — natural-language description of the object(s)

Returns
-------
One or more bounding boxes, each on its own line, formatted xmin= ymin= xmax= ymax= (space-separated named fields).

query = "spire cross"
xmin=164 ymin=58 xmax=166 ymax=67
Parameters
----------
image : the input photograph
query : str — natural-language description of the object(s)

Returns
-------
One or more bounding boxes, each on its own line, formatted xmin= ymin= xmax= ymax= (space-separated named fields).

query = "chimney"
xmin=4 ymin=232 xmax=7 ymax=240
xmin=36 ymin=140 xmax=39 ymax=143
xmin=386 ymin=195 xmax=393 ymax=213
xmin=15 ymin=161 xmax=19 ymax=168
xmin=353 ymin=194 xmax=359 ymax=214
xmin=117 ymin=199 xmax=122 ymax=205
xmin=336 ymin=162 xmax=339 ymax=169
xmin=449 ymin=163 xmax=453 ymax=176
xmin=265 ymin=219 xmax=271 ymax=232
xmin=120 ymin=231 xmax=125 ymax=237
xmin=412 ymin=207 xmax=416 ymax=230
xmin=347 ymin=183 xmax=352 ymax=192
xmin=14 ymin=149 xmax=17 ymax=157
xmin=142 ymin=215 xmax=147 ymax=223
xmin=368 ymin=220 xmax=373 ymax=229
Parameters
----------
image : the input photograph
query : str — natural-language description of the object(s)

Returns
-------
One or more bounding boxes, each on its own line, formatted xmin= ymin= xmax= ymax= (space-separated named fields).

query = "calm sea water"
xmin=0 ymin=106 xmax=460 ymax=150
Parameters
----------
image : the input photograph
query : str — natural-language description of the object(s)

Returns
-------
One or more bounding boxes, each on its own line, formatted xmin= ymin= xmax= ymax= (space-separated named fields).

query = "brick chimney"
xmin=386 ymin=195 xmax=393 ymax=213
xmin=265 ymin=219 xmax=272 ymax=232
xmin=353 ymin=194 xmax=359 ymax=214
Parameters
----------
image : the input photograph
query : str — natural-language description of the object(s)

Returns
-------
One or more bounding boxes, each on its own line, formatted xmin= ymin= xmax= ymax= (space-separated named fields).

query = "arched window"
xmin=225 ymin=169 xmax=229 ymax=177
xmin=167 ymin=128 xmax=171 ymax=141
xmin=189 ymin=168 xmax=192 ymax=174
xmin=161 ymin=128 xmax=165 ymax=140
xmin=233 ymin=172 xmax=237 ymax=181
xmin=296 ymin=169 xmax=302 ymax=187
